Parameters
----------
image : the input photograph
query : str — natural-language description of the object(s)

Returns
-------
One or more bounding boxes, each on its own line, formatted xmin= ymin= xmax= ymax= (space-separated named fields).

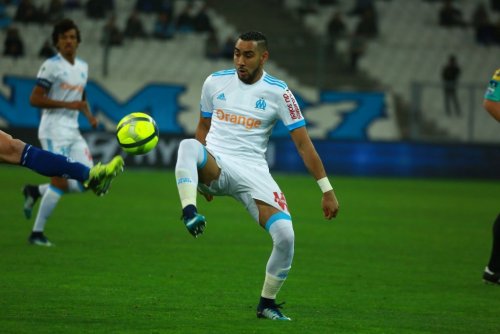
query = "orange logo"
xmin=215 ymin=109 xmax=261 ymax=129
xmin=59 ymin=82 xmax=84 ymax=93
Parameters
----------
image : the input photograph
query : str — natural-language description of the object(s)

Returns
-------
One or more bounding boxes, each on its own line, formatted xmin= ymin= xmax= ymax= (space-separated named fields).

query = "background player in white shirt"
xmin=174 ymin=31 xmax=340 ymax=320
xmin=482 ymin=68 xmax=500 ymax=284
xmin=22 ymin=19 xmax=103 ymax=247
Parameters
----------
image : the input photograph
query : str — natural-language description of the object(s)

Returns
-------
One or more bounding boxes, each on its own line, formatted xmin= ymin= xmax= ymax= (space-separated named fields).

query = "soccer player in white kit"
xmin=22 ymin=19 xmax=123 ymax=247
xmin=482 ymin=68 xmax=500 ymax=284
xmin=175 ymin=31 xmax=340 ymax=320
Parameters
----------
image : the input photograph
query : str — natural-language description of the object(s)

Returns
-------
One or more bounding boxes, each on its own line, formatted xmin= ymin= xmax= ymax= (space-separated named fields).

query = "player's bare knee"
xmin=0 ymin=135 xmax=24 ymax=163
xmin=50 ymin=177 xmax=69 ymax=191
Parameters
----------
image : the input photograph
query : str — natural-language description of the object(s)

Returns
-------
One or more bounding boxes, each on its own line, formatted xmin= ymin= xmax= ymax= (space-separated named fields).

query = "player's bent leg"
xmin=0 ymin=130 xmax=25 ymax=164
xmin=86 ymin=155 xmax=125 ymax=196
xmin=183 ymin=212 xmax=206 ymax=238
xmin=28 ymin=231 xmax=53 ymax=247
xmin=257 ymin=211 xmax=294 ymax=321
xmin=484 ymin=214 xmax=500 ymax=285
xmin=175 ymin=139 xmax=218 ymax=237
xmin=29 ymin=184 xmax=63 ymax=247
xmin=22 ymin=184 xmax=42 ymax=219
xmin=483 ymin=267 xmax=500 ymax=285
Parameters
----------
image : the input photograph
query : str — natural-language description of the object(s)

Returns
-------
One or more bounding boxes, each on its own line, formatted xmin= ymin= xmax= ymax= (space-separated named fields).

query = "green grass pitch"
xmin=0 ymin=165 xmax=499 ymax=333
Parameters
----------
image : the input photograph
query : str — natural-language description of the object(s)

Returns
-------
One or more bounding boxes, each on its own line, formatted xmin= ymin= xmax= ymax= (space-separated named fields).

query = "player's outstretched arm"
xmin=81 ymin=91 xmax=98 ymax=129
xmin=483 ymin=99 xmax=500 ymax=122
xmin=195 ymin=117 xmax=211 ymax=145
xmin=290 ymin=127 xmax=340 ymax=219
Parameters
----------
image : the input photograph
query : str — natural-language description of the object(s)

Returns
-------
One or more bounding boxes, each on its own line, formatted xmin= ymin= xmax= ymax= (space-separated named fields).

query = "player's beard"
xmin=237 ymin=67 xmax=261 ymax=84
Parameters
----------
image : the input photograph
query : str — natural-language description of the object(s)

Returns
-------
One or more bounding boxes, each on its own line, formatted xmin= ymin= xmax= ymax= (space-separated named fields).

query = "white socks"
xmin=175 ymin=139 xmax=207 ymax=208
xmin=32 ymin=186 xmax=63 ymax=232
xmin=261 ymin=217 xmax=295 ymax=299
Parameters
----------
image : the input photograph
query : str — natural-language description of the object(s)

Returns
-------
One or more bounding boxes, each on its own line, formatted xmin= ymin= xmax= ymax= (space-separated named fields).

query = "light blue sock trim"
xmin=265 ymin=211 xmax=291 ymax=231
xmin=197 ymin=146 xmax=208 ymax=169
xmin=77 ymin=182 xmax=86 ymax=192
xmin=48 ymin=184 xmax=65 ymax=196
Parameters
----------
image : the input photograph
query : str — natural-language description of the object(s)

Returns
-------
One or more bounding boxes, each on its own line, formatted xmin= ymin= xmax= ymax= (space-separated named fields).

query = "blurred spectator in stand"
xmin=64 ymin=0 xmax=81 ymax=10
xmin=348 ymin=0 xmax=374 ymax=16
xmin=175 ymin=3 xmax=194 ymax=33
xmin=101 ymin=0 xmax=114 ymax=12
xmin=153 ymin=12 xmax=174 ymax=40
xmin=3 ymin=26 xmax=24 ymax=58
xmin=354 ymin=7 xmax=378 ymax=39
xmin=38 ymin=39 xmax=56 ymax=58
xmin=327 ymin=10 xmax=347 ymax=39
xmin=220 ymin=36 xmax=235 ymax=60
xmin=124 ymin=9 xmax=147 ymax=39
xmin=193 ymin=3 xmax=214 ymax=33
xmin=15 ymin=0 xmax=45 ymax=23
xmin=204 ymin=30 xmax=220 ymax=60
xmin=471 ymin=3 xmax=494 ymax=46
xmin=348 ymin=31 xmax=365 ymax=72
xmin=135 ymin=0 xmax=173 ymax=17
xmin=296 ymin=0 xmax=317 ymax=17
xmin=135 ymin=0 xmax=157 ymax=13
xmin=492 ymin=16 xmax=500 ymax=44
xmin=326 ymin=10 xmax=347 ymax=54
xmin=86 ymin=0 xmax=106 ymax=19
xmin=101 ymin=14 xmax=123 ymax=46
xmin=491 ymin=0 xmax=500 ymax=12
xmin=46 ymin=0 xmax=64 ymax=24
xmin=439 ymin=0 xmax=467 ymax=28
xmin=441 ymin=54 xmax=461 ymax=116
xmin=0 ymin=1 xmax=13 ymax=29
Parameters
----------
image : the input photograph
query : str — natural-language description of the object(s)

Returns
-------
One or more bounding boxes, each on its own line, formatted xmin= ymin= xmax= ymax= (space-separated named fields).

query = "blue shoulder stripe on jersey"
xmin=265 ymin=73 xmax=283 ymax=82
xmin=265 ymin=211 xmax=292 ymax=231
xmin=201 ymin=111 xmax=212 ymax=118
xmin=212 ymin=69 xmax=236 ymax=77
xmin=263 ymin=75 xmax=287 ymax=89
xmin=36 ymin=78 xmax=52 ymax=89
xmin=287 ymin=120 xmax=306 ymax=131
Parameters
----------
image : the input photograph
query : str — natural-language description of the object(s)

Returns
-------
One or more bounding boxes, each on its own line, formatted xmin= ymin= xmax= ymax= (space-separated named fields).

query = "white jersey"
xmin=36 ymin=53 xmax=88 ymax=139
xmin=200 ymin=69 xmax=305 ymax=167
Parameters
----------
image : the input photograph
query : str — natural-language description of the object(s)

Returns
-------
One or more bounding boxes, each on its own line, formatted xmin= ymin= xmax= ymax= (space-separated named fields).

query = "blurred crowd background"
xmin=1 ymin=0 xmax=500 ymax=175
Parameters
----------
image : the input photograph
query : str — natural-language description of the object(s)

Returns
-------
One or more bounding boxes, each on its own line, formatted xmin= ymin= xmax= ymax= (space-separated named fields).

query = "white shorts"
xmin=198 ymin=151 xmax=291 ymax=223
xmin=39 ymin=132 xmax=93 ymax=168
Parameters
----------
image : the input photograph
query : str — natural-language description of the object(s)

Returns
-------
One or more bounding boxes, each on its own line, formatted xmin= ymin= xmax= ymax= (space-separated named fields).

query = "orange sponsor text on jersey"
xmin=215 ymin=109 xmax=261 ymax=129
xmin=59 ymin=82 xmax=84 ymax=93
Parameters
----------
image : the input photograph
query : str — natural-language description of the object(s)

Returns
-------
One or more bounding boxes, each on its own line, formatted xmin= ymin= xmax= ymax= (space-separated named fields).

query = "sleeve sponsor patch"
xmin=282 ymin=89 xmax=302 ymax=120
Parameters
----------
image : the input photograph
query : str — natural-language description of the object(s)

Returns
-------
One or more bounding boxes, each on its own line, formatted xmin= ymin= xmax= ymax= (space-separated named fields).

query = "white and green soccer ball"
xmin=116 ymin=112 xmax=159 ymax=155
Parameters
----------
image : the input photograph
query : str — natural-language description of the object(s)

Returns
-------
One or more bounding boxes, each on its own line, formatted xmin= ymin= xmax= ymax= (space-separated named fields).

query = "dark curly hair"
xmin=52 ymin=19 xmax=81 ymax=47
xmin=238 ymin=31 xmax=268 ymax=51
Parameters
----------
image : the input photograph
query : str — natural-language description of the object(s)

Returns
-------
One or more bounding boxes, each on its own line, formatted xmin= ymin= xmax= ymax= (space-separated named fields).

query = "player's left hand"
xmin=88 ymin=115 xmax=98 ymax=129
xmin=322 ymin=190 xmax=339 ymax=220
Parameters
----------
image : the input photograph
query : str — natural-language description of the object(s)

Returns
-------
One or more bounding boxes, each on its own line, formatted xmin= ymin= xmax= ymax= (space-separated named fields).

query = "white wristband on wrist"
xmin=317 ymin=177 xmax=333 ymax=193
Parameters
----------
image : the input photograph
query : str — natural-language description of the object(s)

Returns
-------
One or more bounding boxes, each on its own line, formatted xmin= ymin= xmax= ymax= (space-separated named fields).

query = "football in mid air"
xmin=116 ymin=112 xmax=159 ymax=155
